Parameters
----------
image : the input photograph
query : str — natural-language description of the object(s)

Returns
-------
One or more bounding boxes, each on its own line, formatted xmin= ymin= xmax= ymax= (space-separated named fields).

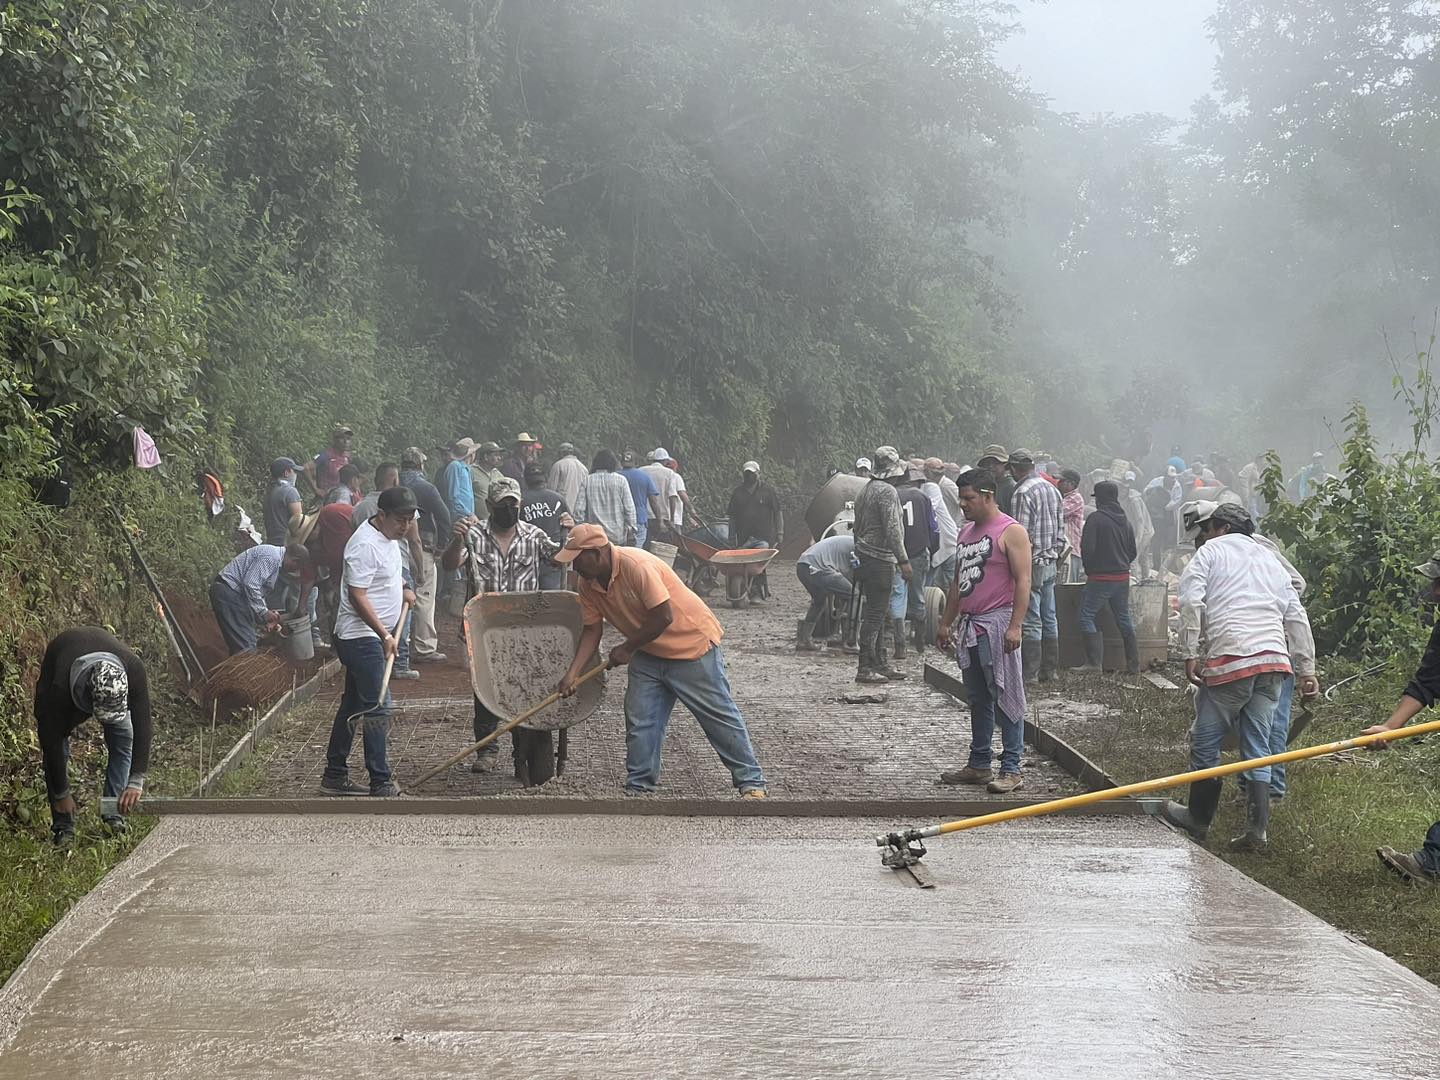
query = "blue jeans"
xmin=962 ymin=635 xmax=1023 ymax=774
xmin=538 ymin=563 xmax=566 ymax=590
xmin=623 ymin=646 xmax=766 ymax=793
xmin=50 ymin=720 xmax=133 ymax=835
xmin=888 ymin=563 xmax=908 ymax=618
xmin=1420 ymin=821 xmax=1440 ymax=874
xmin=927 ymin=554 xmax=956 ymax=592
xmin=906 ymin=551 xmax=931 ymax=622
xmin=210 ymin=578 xmax=259 ymax=654
xmin=1191 ymin=673 xmax=1282 ymax=783
xmin=1267 ymin=674 xmax=1296 ymax=796
xmin=395 ymin=566 xmax=416 ymax=672
xmin=797 ymin=563 xmax=852 ymax=623
xmin=324 ymin=635 xmax=393 ymax=788
xmin=1078 ymin=579 xmax=1135 ymax=636
xmin=1022 ymin=559 xmax=1058 ymax=642
xmin=633 ymin=522 xmax=648 ymax=548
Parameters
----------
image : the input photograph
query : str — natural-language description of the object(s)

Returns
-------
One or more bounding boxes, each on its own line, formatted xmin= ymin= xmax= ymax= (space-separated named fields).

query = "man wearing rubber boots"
xmin=35 ymin=627 xmax=153 ymax=847
xmin=556 ymin=524 xmax=767 ymax=798
xmin=443 ymin=476 xmax=570 ymax=785
xmin=935 ymin=472 xmax=1031 ymax=795
xmin=851 ymin=446 xmax=912 ymax=684
xmin=1163 ymin=502 xmax=1318 ymax=851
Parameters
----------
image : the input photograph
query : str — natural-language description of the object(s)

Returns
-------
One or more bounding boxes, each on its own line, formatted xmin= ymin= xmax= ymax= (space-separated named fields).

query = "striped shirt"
xmin=218 ymin=544 xmax=285 ymax=620
xmin=574 ymin=471 xmax=637 ymax=544
xmin=1012 ymin=474 xmax=1063 ymax=561
xmin=461 ymin=520 xmax=561 ymax=594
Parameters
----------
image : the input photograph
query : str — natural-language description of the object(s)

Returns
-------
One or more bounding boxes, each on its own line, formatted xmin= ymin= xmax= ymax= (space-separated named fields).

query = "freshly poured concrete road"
xmin=3 ymin=814 xmax=1438 ymax=1078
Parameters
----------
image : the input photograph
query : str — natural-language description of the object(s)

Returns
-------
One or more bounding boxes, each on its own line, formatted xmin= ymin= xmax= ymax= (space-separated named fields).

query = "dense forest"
xmin=1 ymin=1 xmax=1438 ymax=704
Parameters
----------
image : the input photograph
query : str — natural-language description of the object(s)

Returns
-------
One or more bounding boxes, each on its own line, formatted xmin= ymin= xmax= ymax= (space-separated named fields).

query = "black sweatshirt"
xmin=34 ymin=627 xmax=153 ymax=800
xmin=1080 ymin=502 xmax=1137 ymax=578
xmin=1404 ymin=620 xmax=1440 ymax=707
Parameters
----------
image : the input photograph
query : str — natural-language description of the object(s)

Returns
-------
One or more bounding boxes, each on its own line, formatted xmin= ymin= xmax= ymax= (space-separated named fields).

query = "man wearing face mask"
xmin=443 ymin=477 xmax=571 ymax=784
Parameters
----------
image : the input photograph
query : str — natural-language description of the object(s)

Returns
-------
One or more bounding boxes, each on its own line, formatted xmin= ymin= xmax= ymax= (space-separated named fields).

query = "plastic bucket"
xmin=282 ymin=615 xmax=315 ymax=662
xmin=649 ymin=541 xmax=678 ymax=567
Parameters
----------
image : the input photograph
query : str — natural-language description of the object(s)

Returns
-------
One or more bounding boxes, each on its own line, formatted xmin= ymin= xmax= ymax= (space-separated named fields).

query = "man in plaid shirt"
xmin=442 ymin=476 xmax=572 ymax=784
xmin=1007 ymin=448 xmax=1063 ymax=683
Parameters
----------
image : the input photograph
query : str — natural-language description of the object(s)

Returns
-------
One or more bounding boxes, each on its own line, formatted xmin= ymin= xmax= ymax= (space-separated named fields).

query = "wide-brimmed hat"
xmin=1007 ymin=448 xmax=1035 ymax=466
xmin=1416 ymin=553 xmax=1440 ymax=580
xmin=872 ymin=446 xmax=906 ymax=480
xmin=977 ymin=444 xmax=1008 ymax=465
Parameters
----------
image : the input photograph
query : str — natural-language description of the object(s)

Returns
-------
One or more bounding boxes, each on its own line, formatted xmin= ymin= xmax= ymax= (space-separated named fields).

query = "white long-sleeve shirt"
xmin=1178 ymin=533 xmax=1316 ymax=679
xmin=921 ymin=481 xmax=959 ymax=562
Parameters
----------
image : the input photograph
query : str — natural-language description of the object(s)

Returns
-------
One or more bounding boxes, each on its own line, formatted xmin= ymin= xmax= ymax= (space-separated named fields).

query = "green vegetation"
xmin=1057 ymin=666 xmax=1440 ymax=985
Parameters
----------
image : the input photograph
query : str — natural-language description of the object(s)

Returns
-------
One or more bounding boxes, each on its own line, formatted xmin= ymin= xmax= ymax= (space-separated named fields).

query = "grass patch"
xmin=1047 ymin=664 xmax=1440 ymax=985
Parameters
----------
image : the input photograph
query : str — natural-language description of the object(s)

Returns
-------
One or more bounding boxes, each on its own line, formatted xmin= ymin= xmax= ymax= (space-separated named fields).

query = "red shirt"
xmin=314 ymin=503 xmax=355 ymax=576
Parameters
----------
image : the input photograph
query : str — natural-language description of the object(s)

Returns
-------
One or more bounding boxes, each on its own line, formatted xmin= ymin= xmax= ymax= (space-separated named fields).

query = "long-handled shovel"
xmin=404 ymin=660 xmax=610 ymax=792
xmin=341 ymin=603 xmax=411 ymax=733
xmin=877 ymin=716 xmax=1440 ymax=867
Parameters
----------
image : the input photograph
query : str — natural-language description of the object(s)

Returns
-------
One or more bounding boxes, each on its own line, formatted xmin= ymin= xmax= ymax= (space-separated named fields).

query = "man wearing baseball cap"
xmin=726 ymin=460 xmax=783 ymax=602
xmin=555 ymin=525 xmax=767 ymax=797
xmin=855 ymin=457 xmax=872 ymax=479
xmin=851 ymin=446 xmax=913 ymax=683
xmin=400 ymin=447 xmax=452 ymax=665
xmin=34 ymin=627 xmax=154 ymax=846
xmin=321 ymin=484 xmax=418 ymax=797
xmin=1008 ymin=447 xmax=1064 ymax=683
xmin=976 ymin=444 xmax=1016 ymax=514
xmin=1368 ymin=552 xmax=1440 ymax=885
xmin=265 ymin=457 xmax=305 ymax=546
xmin=440 ymin=438 xmax=479 ymax=520
xmin=443 ymin=476 xmax=571 ymax=783
xmin=471 ymin=441 xmax=506 ymax=508
xmin=304 ymin=424 xmax=355 ymax=497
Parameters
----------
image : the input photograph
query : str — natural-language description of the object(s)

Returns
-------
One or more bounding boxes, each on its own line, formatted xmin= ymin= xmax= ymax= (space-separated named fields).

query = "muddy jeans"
xmin=1191 ymin=673 xmax=1282 ymax=784
xmin=49 ymin=722 xmax=133 ymax=837
xmin=854 ymin=554 xmax=895 ymax=672
xmin=1419 ymin=821 xmax=1440 ymax=874
xmin=622 ymin=646 xmax=766 ymax=793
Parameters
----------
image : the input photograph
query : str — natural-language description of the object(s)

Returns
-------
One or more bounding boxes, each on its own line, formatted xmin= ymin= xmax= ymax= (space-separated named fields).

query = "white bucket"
xmin=282 ymin=615 xmax=315 ymax=662
xmin=649 ymin=541 xmax=678 ymax=567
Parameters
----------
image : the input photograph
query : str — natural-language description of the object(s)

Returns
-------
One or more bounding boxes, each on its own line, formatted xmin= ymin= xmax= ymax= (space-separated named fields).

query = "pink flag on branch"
xmin=132 ymin=426 xmax=162 ymax=469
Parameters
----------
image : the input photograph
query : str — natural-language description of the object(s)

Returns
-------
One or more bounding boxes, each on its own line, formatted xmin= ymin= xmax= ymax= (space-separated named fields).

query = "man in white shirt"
xmin=921 ymin=457 xmax=959 ymax=590
xmin=641 ymin=447 xmax=683 ymax=539
xmin=1162 ymin=502 xmax=1318 ymax=852
xmin=321 ymin=485 xmax=417 ymax=797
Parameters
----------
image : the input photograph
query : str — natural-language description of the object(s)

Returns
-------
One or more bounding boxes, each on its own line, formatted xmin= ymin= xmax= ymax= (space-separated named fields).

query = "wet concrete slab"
xmin=249 ymin=565 xmax=1083 ymax=801
xmin=3 ymin=813 xmax=1437 ymax=1078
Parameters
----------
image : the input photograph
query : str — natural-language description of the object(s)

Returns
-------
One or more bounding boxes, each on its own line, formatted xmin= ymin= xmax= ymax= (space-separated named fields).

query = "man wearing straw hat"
xmin=320 ymin=485 xmax=417 ymax=797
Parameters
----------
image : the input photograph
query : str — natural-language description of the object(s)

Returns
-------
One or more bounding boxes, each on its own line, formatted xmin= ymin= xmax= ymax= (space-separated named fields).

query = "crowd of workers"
xmin=31 ymin=429 xmax=1440 ymax=889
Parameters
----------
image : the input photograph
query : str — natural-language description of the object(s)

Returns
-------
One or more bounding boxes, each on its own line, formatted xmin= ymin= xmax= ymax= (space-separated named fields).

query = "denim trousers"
xmin=1266 ymin=674 xmax=1296 ymax=796
xmin=324 ymin=635 xmax=393 ymax=788
xmin=1022 ymin=559 xmax=1058 ymax=642
xmin=49 ymin=720 xmax=133 ymax=835
xmin=210 ymin=578 xmax=258 ymax=654
xmin=888 ymin=562 xmax=908 ymax=618
xmin=1191 ymin=672 xmax=1282 ymax=783
xmin=1420 ymin=821 xmax=1440 ymax=873
xmin=962 ymin=635 xmax=1023 ymax=775
xmin=927 ymin=554 xmax=956 ymax=592
xmin=906 ymin=551 xmax=931 ymax=622
xmin=622 ymin=646 xmax=766 ymax=793
xmin=1078 ymin=579 xmax=1136 ymax=636
xmin=797 ymin=563 xmax=852 ymax=623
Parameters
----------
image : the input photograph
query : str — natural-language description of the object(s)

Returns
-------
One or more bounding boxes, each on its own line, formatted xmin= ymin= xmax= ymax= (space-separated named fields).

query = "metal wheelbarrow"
xmin=708 ymin=548 xmax=781 ymax=607
xmin=463 ymin=591 xmax=606 ymax=785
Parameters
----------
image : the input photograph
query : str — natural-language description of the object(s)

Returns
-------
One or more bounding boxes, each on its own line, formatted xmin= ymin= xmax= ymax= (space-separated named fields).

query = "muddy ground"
xmin=244 ymin=562 xmax=1084 ymax=801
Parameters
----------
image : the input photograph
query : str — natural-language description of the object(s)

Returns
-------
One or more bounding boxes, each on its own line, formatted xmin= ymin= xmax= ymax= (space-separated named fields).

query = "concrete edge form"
xmin=194 ymin=657 xmax=341 ymax=796
xmin=142 ymin=795 xmax=1160 ymax=817
xmin=922 ymin=661 xmax=1122 ymax=790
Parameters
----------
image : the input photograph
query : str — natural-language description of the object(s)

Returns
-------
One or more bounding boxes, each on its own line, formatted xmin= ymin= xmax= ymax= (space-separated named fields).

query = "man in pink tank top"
xmin=936 ymin=470 xmax=1032 ymax=794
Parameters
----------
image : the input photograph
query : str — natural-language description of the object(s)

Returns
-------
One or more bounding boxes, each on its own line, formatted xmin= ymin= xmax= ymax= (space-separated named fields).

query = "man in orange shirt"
xmin=556 ymin=524 xmax=767 ymax=797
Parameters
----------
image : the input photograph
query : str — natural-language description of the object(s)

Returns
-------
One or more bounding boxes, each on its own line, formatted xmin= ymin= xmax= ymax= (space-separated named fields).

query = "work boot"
xmin=1377 ymin=847 xmax=1440 ymax=886
xmin=1021 ymin=639 xmax=1041 ymax=684
xmin=1228 ymin=779 xmax=1272 ymax=853
xmin=101 ymin=815 xmax=128 ymax=835
xmin=1122 ymin=632 xmax=1141 ymax=674
xmin=471 ymin=747 xmax=501 ymax=773
xmin=796 ymin=619 xmax=822 ymax=652
xmin=939 ymin=765 xmax=994 ymax=785
xmin=1077 ymin=631 xmax=1105 ymax=671
xmin=1160 ymin=777 xmax=1223 ymax=842
xmin=987 ymin=772 xmax=1023 ymax=794
xmin=891 ymin=619 xmax=908 ymax=661
xmin=856 ymin=668 xmax=889 ymax=684
xmin=1039 ymin=639 xmax=1060 ymax=682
